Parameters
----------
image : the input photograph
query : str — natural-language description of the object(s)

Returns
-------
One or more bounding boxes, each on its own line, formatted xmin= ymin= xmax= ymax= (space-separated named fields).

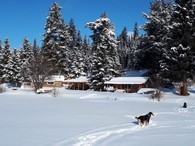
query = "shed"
xmin=63 ymin=76 xmax=89 ymax=90
xmin=104 ymin=77 xmax=153 ymax=93
xmin=43 ymin=75 xmax=65 ymax=87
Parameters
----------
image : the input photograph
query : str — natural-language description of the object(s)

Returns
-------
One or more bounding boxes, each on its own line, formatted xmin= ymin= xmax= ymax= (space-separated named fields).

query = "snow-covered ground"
xmin=0 ymin=87 xmax=195 ymax=146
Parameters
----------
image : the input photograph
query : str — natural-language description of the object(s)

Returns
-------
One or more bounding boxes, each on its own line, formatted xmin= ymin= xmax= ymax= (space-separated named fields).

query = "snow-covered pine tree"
xmin=1 ymin=38 xmax=11 ymax=65
xmin=160 ymin=0 xmax=195 ymax=95
xmin=32 ymin=39 xmax=39 ymax=56
xmin=21 ymin=38 xmax=33 ymax=60
xmin=127 ymin=22 xmax=140 ymax=69
xmin=68 ymin=18 xmax=84 ymax=78
xmin=117 ymin=27 xmax=131 ymax=69
xmin=42 ymin=2 xmax=62 ymax=61
xmin=1 ymin=38 xmax=11 ymax=83
xmin=42 ymin=2 xmax=71 ymax=76
xmin=0 ymin=40 xmax=2 ymax=56
xmin=70 ymin=30 xmax=86 ymax=78
xmin=0 ymin=40 xmax=2 ymax=53
xmin=86 ymin=13 xmax=120 ymax=91
xmin=0 ymin=40 xmax=3 ymax=83
xmin=136 ymin=0 xmax=172 ymax=72
xmin=133 ymin=22 xmax=139 ymax=40
xmin=81 ymin=35 xmax=92 ymax=75
xmin=76 ymin=31 xmax=87 ymax=77
xmin=19 ymin=38 xmax=33 ymax=82
xmin=69 ymin=18 xmax=77 ymax=50
xmin=3 ymin=49 xmax=21 ymax=84
xmin=56 ymin=20 xmax=72 ymax=76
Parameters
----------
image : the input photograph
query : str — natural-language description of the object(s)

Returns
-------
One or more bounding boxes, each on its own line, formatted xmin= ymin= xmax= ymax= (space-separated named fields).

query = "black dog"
xmin=135 ymin=112 xmax=154 ymax=126
xmin=182 ymin=102 xmax=187 ymax=108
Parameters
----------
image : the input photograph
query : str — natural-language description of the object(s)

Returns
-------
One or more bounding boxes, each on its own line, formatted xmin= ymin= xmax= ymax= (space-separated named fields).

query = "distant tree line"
xmin=0 ymin=0 xmax=194 ymax=93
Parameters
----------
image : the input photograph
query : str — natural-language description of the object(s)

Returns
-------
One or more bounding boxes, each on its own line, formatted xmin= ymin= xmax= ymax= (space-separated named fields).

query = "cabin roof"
xmin=63 ymin=76 xmax=88 ymax=83
xmin=104 ymin=77 xmax=149 ymax=85
xmin=45 ymin=75 xmax=65 ymax=82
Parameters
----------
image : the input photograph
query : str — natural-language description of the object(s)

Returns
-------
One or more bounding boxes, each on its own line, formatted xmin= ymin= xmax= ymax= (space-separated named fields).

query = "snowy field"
xmin=0 ymin=87 xmax=195 ymax=146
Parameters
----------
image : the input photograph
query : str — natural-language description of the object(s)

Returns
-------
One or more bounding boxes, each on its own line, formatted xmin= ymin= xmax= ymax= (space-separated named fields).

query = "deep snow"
xmin=0 ymin=88 xmax=195 ymax=146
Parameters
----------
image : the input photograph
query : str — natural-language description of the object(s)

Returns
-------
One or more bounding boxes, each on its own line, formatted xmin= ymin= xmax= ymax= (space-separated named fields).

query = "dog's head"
xmin=148 ymin=112 xmax=154 ymax=117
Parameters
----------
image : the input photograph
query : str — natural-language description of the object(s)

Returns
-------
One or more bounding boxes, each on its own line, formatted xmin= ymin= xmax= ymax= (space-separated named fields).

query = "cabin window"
xmin=24 ymin=82 xmax=31 ymax=86
xmin=47 ymin=82 xmax=55 ymax=85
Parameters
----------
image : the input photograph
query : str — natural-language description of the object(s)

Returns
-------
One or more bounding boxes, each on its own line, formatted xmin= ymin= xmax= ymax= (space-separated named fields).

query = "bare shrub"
xmin=150 ymin=89 xmax=163 ymax=101
xmin=50 ymin=87 xmax=60 ymax=97
xmin=0 ymin=85 xmax=6 ymax=93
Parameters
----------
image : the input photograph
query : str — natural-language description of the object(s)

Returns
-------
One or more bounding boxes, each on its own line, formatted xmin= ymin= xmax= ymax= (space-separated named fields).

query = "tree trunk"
xmin=33 ymin=81 xmax=43 ymax=92
xmin=180 ymin=74 xmax=189 ymax=96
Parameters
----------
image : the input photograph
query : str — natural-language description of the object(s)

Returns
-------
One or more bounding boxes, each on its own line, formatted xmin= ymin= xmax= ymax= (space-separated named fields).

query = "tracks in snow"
xmin=51 ymin=123 xmax=153 ymax=146
xmin=73 ymin=124 xmax=142 ymax=146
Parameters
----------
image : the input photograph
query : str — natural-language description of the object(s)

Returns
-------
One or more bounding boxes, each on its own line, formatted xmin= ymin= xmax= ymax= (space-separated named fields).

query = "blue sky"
xmin=0 ymin=0 xmax=153 ymax=49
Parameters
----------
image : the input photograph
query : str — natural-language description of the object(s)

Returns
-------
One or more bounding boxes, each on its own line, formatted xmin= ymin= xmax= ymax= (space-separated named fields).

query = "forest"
xmin=0 ymin=0 xmax=195 ymax=94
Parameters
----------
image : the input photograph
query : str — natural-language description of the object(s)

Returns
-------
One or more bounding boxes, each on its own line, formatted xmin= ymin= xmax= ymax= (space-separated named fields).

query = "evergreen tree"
xmin=56 ymin=20 xmax=72 ymax=76
xmin=136 ymin=0 xmax=172 ymax=72
xmin=70 ymin=30 xmax=86 ymax=78
xmin=0 ymin=40 xmax=3 ymax=83
xmin=128 ymin=22 xmax=140 ymax=69
xmin=1 ymin=38 xmax=11 ymax=82
xmin=133 ymin=22 xmax=139 ymax=40
xmin=19 ymin=38 xmax=33 ymax=81
xmin=21 ymin=38 xmax=33 ymax=60
xmin=134 ymin=35 xmax=150 ymax=70
xmin=76 ymin=31 xmax=82 ymax=50
xmin=101 ymin=12 xmax=108 ymax=18
xmin=68 ymin=18 xmax=78 ymax=76
xmin=86 ymin=13 xmax=120 ymax=91
xmin=3 ymin=49 xmax=21 ymax=84
xmin=117 ymin=27 xmax=130 ymax=69
xmin=68 ymin=19 xmax=89 ymax=78
xmin=81 ymin=35 xmax=92 ymax=75
xmin=0 ymin=40 xmax=2 ymax=56
xmin=69 ymin=18 xmax=77 ymax=48
xmin=2 ymin=38 xmax=11 ymax=65
xmin=160 ymin=0 xmax=195 ymax=95
xmin=42 ymin=2 xmax=71 ymax=76
xmin=32 ymin=39 xmax=39 ymax=56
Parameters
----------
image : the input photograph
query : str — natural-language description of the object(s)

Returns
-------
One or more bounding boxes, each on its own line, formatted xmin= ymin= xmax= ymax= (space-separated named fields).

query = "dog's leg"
xmin=136 ymin=118 xmax=142 ymax=126
xmin=144 ymin=120 xmax=149 ymax=126
xmin=139 ymin=119 xmax=145 ymax=126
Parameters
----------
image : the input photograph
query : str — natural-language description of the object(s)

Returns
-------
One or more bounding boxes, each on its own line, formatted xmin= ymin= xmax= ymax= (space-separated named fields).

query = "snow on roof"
xmin=45 ymin=75 xmax=65 ymax=82
xmin=122 ymin=69 xmax=149 ymax=77
xmin=105 ymin=77 xmax=149 ymax=85
xmin=63 ymin=76 xmax=88 ymax=83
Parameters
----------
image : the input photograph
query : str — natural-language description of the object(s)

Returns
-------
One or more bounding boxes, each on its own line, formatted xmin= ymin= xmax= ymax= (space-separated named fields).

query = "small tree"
xmin=25 ymin=54 xmax=55 ymax=91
